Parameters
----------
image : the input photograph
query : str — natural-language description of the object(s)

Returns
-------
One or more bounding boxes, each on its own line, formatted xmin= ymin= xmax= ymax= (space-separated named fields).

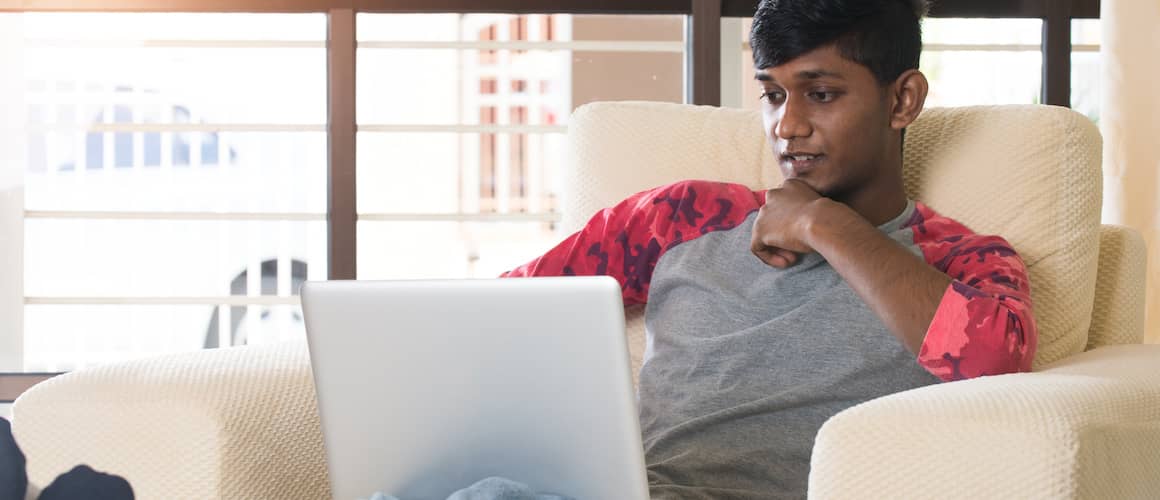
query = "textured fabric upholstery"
xmin=566 ymin=101 xmax=1104 ymax=368
xmin=11 ymin=101 xmax=1153 ymax=499
xmin=13 ymin=342 xmax=330 ymax=499
xmin=809 ymin=344 xmax=1160 ymax=500
xmin=1087 ymin=225 xmax=1148 ymax=348
xmin=561 ymin=102 xmax=777 ymax=233
xmin=900 ymin=105 xmax=1103 ymax=367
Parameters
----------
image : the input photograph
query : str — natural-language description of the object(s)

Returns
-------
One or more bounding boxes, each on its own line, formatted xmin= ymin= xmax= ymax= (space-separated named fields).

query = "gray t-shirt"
xmin=501 ymin=180 xmax=1031 ymax=498
xmin=640 ymin=198 xmax=939 ymax=499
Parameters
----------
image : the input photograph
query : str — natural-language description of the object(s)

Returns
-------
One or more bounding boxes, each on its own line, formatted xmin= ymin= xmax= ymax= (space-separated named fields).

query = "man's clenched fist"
xmin=750 ymin=179 xmax=827 ymax=268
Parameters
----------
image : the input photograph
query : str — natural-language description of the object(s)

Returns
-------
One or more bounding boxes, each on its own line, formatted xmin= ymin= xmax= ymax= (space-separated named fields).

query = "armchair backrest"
xmin=563 ymin=101 xmax=1137 ymax=369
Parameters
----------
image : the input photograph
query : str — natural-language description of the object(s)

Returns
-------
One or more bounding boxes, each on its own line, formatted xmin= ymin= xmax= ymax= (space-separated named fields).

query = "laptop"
xmin=301 ymin=276 xmax=650 ymax=500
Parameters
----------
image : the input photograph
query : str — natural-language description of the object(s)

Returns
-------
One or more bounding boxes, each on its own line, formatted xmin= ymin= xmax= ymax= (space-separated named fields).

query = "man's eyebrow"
xmin=754 ymin=69 xmax=846 ymax=82
xmin=797 ymin=69 xmax=845 ymax=80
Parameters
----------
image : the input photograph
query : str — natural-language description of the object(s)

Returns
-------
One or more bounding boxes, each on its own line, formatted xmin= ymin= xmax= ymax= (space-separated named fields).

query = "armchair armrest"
xmin=11 ymin=341 xmax=329 ymax=499
xmin=809 ymin=344 xmax=1160 ymax=499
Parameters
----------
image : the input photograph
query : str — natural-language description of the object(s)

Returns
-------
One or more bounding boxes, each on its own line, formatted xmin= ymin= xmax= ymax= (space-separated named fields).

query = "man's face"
xmin=755 ymin=44 xmax=896 ymax=201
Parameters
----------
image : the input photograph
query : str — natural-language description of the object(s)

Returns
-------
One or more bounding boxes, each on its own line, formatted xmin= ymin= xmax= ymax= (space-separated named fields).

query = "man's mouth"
xmin=780 ymin=153 xmax=824 ymax=176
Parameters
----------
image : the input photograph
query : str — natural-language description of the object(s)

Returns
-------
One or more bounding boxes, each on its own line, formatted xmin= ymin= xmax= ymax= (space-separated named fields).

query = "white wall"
xmin=1 ymin=14 xmax=26 ymax=371
xmin=1101 ymin=1 xmax=1160 ymax=343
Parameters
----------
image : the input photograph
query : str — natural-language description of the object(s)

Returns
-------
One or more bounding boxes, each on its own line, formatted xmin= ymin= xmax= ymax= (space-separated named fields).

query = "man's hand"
xmin=750 ymin=179 xmax=826 ymax=268
xmin=752 ymin=183 xmax=954 ymax=356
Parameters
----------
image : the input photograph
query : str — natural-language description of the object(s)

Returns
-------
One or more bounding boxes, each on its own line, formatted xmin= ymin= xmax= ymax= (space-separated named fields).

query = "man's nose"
xmin=774 ymin=98 xmax=811 ymax=140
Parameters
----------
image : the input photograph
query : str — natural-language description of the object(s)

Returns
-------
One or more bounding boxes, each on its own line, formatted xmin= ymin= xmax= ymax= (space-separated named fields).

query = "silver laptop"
xmin=301 ymin=276 xmax=649 ymax=500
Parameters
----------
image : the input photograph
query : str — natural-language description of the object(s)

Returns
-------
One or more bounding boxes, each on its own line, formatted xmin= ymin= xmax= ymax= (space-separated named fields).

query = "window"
xmin=0 ymin=2 xmax=1101 ymax=399
xmin=354 ymin=14 xmax=685 ymax=280
xmin=1072 ymin=19 xmax=1101 ymax=122
xmin=726 ymin=14 xmax=1097 ymax=121
xmin=16 ymin=13 xmax=328 ymax=371
xmin=920 ymin=19 xmax=1043 ymax=107
xmin=5 ymin=11 xmax=686 ymax=373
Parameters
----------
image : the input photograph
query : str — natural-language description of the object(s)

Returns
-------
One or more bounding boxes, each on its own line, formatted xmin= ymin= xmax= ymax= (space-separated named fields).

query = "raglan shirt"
xmin=501 ymin=180 xmax=1037 ymax=499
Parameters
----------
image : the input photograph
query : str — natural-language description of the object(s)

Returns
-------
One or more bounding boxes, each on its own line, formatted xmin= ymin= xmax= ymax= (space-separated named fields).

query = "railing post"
xmin=1042 ymin=0 xmax=1072 ymax=106
xmin=687 ymin=0 xmax=721 ymax=106
xmin=328 ymin=8 xmax=358 ymax=280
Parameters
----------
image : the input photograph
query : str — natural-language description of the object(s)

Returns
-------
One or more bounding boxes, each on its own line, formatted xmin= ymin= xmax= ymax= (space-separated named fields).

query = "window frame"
xmin=0 ymin=0 xmax=1102 ymax=400
xmin=1 ymin=0 xmax=1103 ymax=274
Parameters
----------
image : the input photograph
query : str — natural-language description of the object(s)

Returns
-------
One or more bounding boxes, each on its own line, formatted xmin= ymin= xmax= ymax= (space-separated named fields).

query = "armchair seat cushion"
xmin=809 ymin=344 xmax=1160 ymax=499
xmin=13 ymin=342 xmax=329 ymax=500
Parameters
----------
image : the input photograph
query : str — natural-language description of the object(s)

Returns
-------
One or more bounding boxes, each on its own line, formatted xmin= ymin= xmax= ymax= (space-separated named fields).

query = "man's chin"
xmin=783 ymin=176 xmax=827 ymax=196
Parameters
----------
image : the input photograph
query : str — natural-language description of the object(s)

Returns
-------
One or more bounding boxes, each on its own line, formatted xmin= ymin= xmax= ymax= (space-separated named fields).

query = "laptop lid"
xmin=301 ymin=276 xmax=649 ymax=500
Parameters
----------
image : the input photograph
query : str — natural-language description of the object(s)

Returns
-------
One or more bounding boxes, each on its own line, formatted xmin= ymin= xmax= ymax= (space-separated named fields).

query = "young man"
xmin=502 ymin=0 xmax=1037 ymax=497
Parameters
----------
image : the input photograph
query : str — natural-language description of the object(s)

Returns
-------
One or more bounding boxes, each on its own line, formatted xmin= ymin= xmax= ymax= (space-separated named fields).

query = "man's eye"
xmin=760 ymin=91 xmax=785 ymax=103
xmin=810 ymin=91 xmax=838 ymax=103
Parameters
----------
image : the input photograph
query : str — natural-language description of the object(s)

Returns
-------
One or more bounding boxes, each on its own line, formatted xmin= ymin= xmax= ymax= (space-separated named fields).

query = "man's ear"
xmin=889 ymin=69 xmax=928 ymax=130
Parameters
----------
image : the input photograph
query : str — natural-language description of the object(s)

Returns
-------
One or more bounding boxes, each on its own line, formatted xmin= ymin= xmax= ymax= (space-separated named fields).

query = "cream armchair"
xmin=13 ymin=102 xmax=1160 ymax=499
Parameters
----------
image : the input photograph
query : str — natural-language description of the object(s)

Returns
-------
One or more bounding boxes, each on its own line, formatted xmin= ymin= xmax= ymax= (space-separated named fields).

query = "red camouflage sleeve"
xmin=501 ymin=180 xmax=764 ymax=305
xmin=909 ymin=202 xmax=1038 ymax=381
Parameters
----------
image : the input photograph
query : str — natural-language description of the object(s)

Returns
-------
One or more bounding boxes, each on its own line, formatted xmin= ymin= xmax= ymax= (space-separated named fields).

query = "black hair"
xmin=750 ymin=0 xmax=928 ymax=85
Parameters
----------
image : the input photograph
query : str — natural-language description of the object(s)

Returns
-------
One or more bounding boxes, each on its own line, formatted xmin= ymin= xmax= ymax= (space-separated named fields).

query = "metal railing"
xmin=0 ymin=0 xmax=1103 ymax=399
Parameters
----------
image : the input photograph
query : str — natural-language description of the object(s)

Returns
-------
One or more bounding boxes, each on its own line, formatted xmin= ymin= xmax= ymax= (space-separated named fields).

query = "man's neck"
xmin=838 ymin=178 xmax=909 ymax=227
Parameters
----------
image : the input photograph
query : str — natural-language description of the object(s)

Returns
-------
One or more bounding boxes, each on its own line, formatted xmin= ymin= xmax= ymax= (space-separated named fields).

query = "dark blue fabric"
xmin=371 ymin=476 xmax=574 ymax=500
xmin=0 ymin=417 xmax=28 ymax=500
xmin=0 ymin=417 xmax=133 ymax=500
xmin=38 ymin=465 xmax=133 ymax=500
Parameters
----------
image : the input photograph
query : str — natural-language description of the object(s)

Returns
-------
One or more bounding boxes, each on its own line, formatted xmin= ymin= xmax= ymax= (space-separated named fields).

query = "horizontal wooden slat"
xmin=358 ymin=40 xmax=684 ymax=51
xmin=0 ymin=373 xmax=61 ymax=403
xmin=24 ymin=40 xmax=683 ymax=51
xmin=6 ymin=0 xmax=347 ymax=12
xmin=24 ymin=211 xmax=327 ymax=221
xmin=723 ymin=0 xmax=1100 ymax=18
xmin=25 ymin=296 xmax=301 ymax=305
xmin=359 ymin=211 xmax=561 ymax=222
xmin=929 ymin=0 xmax=1049 ymax=18
xmin=352 ymin=0 xmax=691 ymax=14
xmin=1069 ymin=0 xmax=1100 ymax=18
xmin=24 ymin=211 xmax=561 ymax=222
xmin=25 ymin=124 xmax=571 ymax=133
xmin=3 ymin=0 xmax=1099 ymax=17
xmin=738 ymin=42 xmax=1100 ymax=53
xmin=24 ymin=39 xmax=324 ymax=49
xmin=357 ymin=124 xmax=567 ymax=133
xmin=26 ymin=123 xmax=326 ymax=133
xmin=3 ymin=0 xmax=692 ymax=13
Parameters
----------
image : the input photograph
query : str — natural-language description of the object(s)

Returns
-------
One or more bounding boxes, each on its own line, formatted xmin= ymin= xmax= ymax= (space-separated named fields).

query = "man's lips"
xmin=780 ymin=153 xmax=824 ymax=176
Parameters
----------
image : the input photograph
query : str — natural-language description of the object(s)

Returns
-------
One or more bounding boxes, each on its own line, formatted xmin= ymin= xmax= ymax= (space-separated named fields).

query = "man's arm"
xmin=752 ymin=180 xmax=1037 ymax=381
xmin=804 ymin=200 xmax=949 ymax=355
xmin=505 ymin=180 xmax=763 ymax=305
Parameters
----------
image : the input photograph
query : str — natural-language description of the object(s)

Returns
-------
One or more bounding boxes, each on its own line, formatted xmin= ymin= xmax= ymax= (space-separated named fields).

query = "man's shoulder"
xmin=908 ymin=201 xmax=1022 ymax=271
xmin=907 ymin=201 xmax=1001 ymax=242
xmin=635 ymin=179 xmax=764 ymax=207
xmin=617 ymin=179 xmax=764 ymax=226
xmin=606 ymin=179 xmax=764 ymax=247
